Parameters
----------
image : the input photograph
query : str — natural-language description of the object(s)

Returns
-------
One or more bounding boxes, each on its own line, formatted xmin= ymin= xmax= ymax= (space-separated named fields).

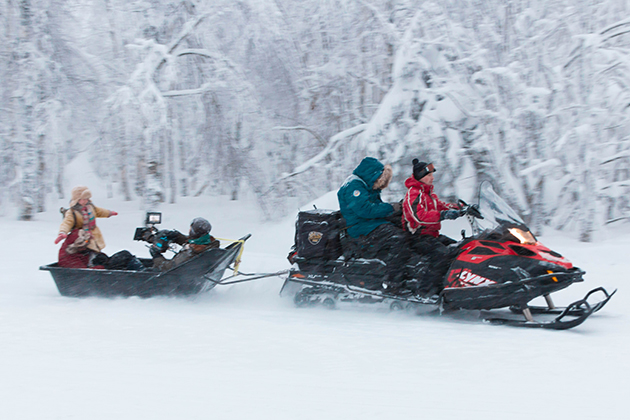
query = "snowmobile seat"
xmin=294 ymin=256 xmax=343 ymax=273
xmin=295 ymin=255 xmax=387 ymax=276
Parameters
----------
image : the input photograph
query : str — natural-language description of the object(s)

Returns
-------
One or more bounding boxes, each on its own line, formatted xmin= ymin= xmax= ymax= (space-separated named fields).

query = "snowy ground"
xmin=0 ymin=188 xmax=627 ymax=420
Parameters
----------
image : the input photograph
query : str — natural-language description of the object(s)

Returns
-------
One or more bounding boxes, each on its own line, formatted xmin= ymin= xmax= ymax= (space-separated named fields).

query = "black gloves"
xmin=463 ymin=204 xmax=483 ymax=219
xmin=168 ymin=229 xmax=184 ymax=240
xmin=149 ymin=246 xmax=162 ymax=259
xmin=440 ymin=209 xmax=462 ymax=220
xmin=440 ymin=204 xmax=483 ymax=221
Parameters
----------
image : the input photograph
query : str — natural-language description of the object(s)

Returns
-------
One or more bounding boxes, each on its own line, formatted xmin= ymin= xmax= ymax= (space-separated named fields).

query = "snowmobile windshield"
xmin=475 ymin=183 xmax=529 ymax=232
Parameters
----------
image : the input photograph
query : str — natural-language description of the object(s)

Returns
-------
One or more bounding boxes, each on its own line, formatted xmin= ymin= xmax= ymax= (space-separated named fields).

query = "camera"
xmin=133 ymin=212 xmax=183 ymax=255
xmin=151 ymin=229 xmax=182 ymax=254
xmin=133 ymin=212 xmax=162 ymax=242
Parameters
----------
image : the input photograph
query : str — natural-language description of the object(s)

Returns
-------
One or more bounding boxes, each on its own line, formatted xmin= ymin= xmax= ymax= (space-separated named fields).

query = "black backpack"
xmin=106 ymin=250 xmax=145 ymax=271
xmin=293 ymin=209 xmax=345 ymax=261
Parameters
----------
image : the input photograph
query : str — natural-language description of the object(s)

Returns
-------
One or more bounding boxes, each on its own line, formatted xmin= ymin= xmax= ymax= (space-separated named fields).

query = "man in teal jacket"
xmin=338 ymin=157 xmax=409 ymax=288
xmin=338 ymin=157 xmax=396 ymax=237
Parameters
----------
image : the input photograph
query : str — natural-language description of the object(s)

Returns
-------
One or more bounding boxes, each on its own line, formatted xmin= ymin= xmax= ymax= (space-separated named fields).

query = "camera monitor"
xmin=145 ymin=212 xmax=162 ymax=226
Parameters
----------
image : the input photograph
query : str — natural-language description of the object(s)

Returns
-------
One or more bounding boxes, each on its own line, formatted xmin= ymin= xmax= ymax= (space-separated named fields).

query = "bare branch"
xmin=162 ymin=82 xmax=227 ymax=97
xmin=600 ymin=19 xmax=630 ymax=35
xmin=264 ymin=124 xmax=367 ymax=194
xmin=273 ymin=126 xmax=326 ymax=147
xmin=601 ymin=151 xmax=630 ymax=165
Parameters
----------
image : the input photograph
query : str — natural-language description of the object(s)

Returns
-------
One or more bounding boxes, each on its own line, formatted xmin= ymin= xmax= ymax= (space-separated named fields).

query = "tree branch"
xmin=601 ymin=151 xmax=630 ymax=165
xmin=264 ymin=124 xmax=367 ymax=194
xmin=273 ymin=125 xmax=326 ymax=147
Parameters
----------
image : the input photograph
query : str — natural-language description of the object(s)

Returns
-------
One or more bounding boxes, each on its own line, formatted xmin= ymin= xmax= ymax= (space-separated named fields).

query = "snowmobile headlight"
xmin=508 ymin=228 xmax=536 ymax=245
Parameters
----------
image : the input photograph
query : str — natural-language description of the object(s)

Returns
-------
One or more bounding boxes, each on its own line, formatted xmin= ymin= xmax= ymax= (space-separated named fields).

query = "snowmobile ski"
xmin=484 ymin=296 xmax=596 ymax=330
xmin=508 ymin=286 xmax=616 ymax=317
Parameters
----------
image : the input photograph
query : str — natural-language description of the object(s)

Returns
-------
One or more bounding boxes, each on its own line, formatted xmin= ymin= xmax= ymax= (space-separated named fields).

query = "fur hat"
xmin=189 ymin=217 xmax=212 ymax=240
xmin=69 ymin=186 xmax=92 ymax=207
xmin=373 ymin=164 xmax=393 ymax=190
xmin=412 ymin=159 xmax=436 ymax=181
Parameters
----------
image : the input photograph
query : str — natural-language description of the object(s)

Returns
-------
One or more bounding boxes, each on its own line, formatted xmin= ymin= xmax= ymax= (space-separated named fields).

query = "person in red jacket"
xmin=57 ymin=229 xmax=107 ymax=269
xmin=402 ymin=159 xmax=463 ymax=294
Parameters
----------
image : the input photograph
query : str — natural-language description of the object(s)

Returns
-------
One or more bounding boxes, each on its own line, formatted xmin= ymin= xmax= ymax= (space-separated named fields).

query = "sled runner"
xmin=40 ymin=234 xmax=251 ymax=298
xmin=281 ymin=182 xmax=615 ymax=329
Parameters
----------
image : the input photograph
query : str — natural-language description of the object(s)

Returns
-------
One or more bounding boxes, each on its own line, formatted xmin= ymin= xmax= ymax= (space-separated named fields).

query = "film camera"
xmin=133 ymin=212 xmax=182 ymax=254
xmin=133 ymin=212 xmax=162 ymax=242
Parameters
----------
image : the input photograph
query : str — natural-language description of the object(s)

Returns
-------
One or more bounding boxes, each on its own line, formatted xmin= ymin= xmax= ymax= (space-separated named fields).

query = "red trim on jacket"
xmin=401 ymin=176 xmax=457 ymax=238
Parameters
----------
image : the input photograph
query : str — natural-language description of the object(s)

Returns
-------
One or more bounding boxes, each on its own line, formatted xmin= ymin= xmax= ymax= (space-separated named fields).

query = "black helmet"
xmin=189 ymin=217 xmax=212 ymax=239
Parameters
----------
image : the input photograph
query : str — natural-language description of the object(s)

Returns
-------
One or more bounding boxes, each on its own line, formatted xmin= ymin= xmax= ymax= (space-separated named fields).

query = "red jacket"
xmin=58 ymin=229 xmax=90 ymax=268
xmin=58 ymin=229 xmax=106 ymax=269
xmin=402 ymin=177 xmax=458 ymax=238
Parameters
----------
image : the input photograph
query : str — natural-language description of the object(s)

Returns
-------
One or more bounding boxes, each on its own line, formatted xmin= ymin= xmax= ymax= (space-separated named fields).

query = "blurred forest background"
xmin=1 ymin=0 xmax=629 ymax=241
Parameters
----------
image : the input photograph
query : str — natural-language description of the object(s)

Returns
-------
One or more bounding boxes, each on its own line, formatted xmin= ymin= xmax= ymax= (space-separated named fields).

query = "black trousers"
xmin=408 ymin=234 xmax=457 ymax=293
xmin=349 ymin=223 xmax=411 ymax=284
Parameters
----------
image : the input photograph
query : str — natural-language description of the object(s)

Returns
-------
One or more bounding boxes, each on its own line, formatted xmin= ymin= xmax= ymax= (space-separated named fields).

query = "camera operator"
xmin=150 ymin=217 xmax=220 ymax=271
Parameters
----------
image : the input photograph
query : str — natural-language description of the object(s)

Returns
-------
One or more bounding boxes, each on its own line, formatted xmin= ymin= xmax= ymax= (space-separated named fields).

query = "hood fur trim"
xmin=373 ymin=164 xmax=392 ymax=190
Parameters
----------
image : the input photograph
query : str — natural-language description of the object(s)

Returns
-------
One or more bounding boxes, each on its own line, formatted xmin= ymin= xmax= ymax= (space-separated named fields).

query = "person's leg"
xmin=366 ymin=224 xmax=410 ymax=285
xmin=346 ymin=224 xmax=411 ymax=289
xmin=408 ymin=234 xmax=453 ymax=295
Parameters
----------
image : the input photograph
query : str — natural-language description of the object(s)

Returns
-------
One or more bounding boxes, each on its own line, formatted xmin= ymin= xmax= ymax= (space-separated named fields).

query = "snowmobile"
xmin=41 ymin=212 xmax=251 ymax=298
xmin=280 ymin=182 xmax=615 ymax=329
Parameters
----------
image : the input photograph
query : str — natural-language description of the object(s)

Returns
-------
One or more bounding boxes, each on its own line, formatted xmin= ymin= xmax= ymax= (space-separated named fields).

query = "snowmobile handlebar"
xmin=458 ymin=199 xmax=484 ymax=219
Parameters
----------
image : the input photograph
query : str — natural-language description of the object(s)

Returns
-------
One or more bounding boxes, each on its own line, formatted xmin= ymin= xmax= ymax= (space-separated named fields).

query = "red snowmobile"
xmin=281 ymin=182 xmax=615 ymax=329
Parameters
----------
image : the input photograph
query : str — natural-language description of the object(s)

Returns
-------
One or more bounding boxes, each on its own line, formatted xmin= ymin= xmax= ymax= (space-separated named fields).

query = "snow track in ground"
xmin=0 ymin=195 xmax=627 ymax=420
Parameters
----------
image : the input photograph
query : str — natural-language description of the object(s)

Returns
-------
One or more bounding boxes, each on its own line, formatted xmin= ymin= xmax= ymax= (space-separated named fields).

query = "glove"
xmin=463 ymin=204 xmax=483 ymax=219
xmin=109 ymin=211 xmax=118 ymax=216
xmin=167 ymin=230 xmax=184 ymax=241
xmin=54 ymin=233 xmax=67 ymax=244
xmin=149 ymin=246 xmax=162 ymax=259
xmin=440 ymin=210 xmax=461 ymax=221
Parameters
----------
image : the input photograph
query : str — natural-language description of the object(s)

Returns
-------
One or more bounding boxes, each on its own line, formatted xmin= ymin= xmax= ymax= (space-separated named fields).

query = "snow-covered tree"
xmin=1 ymin=0 xmax=629 ymax=238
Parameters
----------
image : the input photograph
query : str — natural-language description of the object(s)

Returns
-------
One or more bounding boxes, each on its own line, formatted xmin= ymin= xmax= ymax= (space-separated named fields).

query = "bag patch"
xmin=294 ymin=210 xmax=344 ymax=260
xmin=308 ymin=231 xmax=323 ymax=245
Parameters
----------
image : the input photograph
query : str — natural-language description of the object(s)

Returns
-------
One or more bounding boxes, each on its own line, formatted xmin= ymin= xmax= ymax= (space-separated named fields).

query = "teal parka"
xmin=337 ymin=157 xmax=394 ymax=238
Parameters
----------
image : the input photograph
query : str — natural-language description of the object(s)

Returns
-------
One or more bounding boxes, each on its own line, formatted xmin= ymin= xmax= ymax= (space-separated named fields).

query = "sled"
xmin=40 ymin=234 xmax=251 ymax=298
